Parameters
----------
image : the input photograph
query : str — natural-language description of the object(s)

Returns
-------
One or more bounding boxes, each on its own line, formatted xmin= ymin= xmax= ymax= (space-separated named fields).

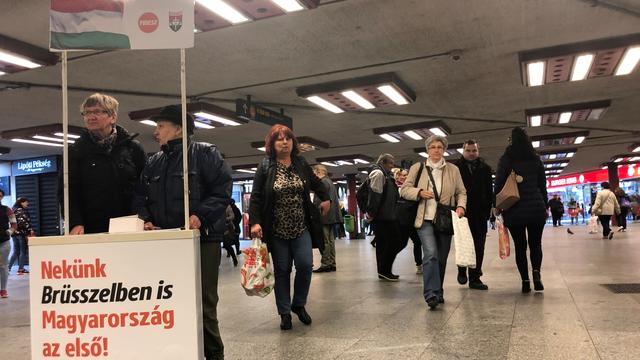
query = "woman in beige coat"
xmin=400 ymin=135 xmax=466 ymax=309
xmin=591 ymin=182 xmax=620 ymax=239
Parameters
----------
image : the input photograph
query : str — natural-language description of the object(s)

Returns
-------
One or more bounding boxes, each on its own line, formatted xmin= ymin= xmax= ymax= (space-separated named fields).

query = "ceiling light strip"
xmin=379 ymin=133 xmax=400 ymax=143
xmin=196 ymin=0 xmax=250 ymax=24
xmin=404 ymin=130 xmax=422 ymax=140
xmin=53 ymin=132 xmax=80 ymax=139
xmin=615 ymin=46 xmax=640 ymax=76
xmin=527 ymin=61 xmax=545 ymax=86
xmin=33 ymin=135 xmax=74 ymax=144
xmin=194 ymin=111 xmax=240 ymax=126
xmin=530 ymin=115 xmax=541 ymax=127
xmin=377 ymin=85 xmax=409 ymax=105
xmin=306 ymin=96 xmax=344 ymax=113
xmin=341 ymin=90 xmax=375 ymax=110
xmin=12 ymin=138 xmax=64 ymax=147
xmin=570 ymin=54 xmax=594 ymax=81
xmin=271 ymin=0 xmax=305 ymax=13
xmin=558 ymin=112 xmax=572 ymax=124
xmin=0 ymin=50 xmax=42 ymax=69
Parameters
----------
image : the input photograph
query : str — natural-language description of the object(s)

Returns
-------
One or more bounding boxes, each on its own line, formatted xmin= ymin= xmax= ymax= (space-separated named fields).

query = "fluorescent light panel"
xmin=574 ymin=136 xmax=585 ymax=144
xmin=12 ymin=138 xmax=63 ymax=147
xmin=587 ymin=108 xmax=604 ymax=120
xmin=532 ymin=141 xmax=540 ymax=148
xmin=33 ymin=135 xmax=74 ymax=144
xmin=139 ymin=120 xmax=157 ymax=126
xmin=429 ymin=127 xmax=447 ymax=137
xmin=615 ymin=46 xmax=640 ymax=76
xmin=194 ymin=121 xmax=215 ymax=129
xmin=0 ymin=50 xmax=41 ymax=69
xmin=527 ymin=61 xmax=545 ymax=86
xmin=530 ymin=115 xmax=541 ymax=127
xmin=195 ymin=111 xmax=241 ymax=126
xmin=404 ymin=130 xmax=422 ymax=140
xmin=53 ymin=132 xmax=80 ymax=139
xmin=341 ymin=90 xmax=375 ymax=110
xmin=558 ymin=112 xmax=572 ymax=124
xmin=321 ymin=161 xmax=338 ymax=167
xmin=633 ymin=146 xmax=640 ymax=153
xmin=549 ymin=154 xmax=557 ymax=159
xmin=377 ymin=85 xmax=409 ymax=105
xmin=306 ymin=96 xmax=344 ymax=114
xmin=570 ymin=54 xmax=594 ymax=81
xmin=353 ymin=159 xmax=369 ymax=164
xmin=257 ymin=147 xmax=266 ymax=152
xmin=379 ymin=133 xmax=400 ymax=143
xmin=0 ymin=71 xmax=5 ymax=76
xmin=567 ymin=152 xmax=575 ymax=158
xmin=196 ymin=0 xmax=250 ymax=24
xmin=236 ymin=169 xmax=255 ymax=174
xmin=271 ymin=0 xmax=305 ymax=13
xmin=418 ymin=152 xmax=428 ymax=158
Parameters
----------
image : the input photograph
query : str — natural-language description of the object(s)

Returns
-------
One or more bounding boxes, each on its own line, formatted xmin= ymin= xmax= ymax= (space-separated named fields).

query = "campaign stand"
xmin=29 ymin=230 xmax=203 ymax=360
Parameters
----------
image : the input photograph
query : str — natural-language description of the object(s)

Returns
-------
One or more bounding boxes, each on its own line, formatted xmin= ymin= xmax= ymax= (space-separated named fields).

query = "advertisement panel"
xmin=29 ymin=230 xmax=202 ymax=359
xmin=546 ymin=164 xmax=640 ymax=190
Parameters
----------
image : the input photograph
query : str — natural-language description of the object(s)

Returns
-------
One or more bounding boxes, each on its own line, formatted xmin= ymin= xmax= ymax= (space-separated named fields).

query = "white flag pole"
xmin=180 ymin=48 xmax=189 ymax=229
xmin=62 ymin=51 xmax=70 ymax=235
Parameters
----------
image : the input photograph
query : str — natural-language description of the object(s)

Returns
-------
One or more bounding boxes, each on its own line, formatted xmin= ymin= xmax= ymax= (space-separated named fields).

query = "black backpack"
xmin=356 ymin=178 xmax=371 ymax=213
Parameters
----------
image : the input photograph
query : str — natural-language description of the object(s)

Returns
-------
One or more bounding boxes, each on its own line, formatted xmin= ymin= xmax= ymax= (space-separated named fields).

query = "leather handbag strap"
xmin=426 ymin=166 xmax=441 ymax=203
xmin=412 ymin=162 xmax=424 ymax=191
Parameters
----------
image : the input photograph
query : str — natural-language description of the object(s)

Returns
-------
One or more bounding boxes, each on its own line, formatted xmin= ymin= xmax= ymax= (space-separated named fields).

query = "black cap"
xmin=151 ymin=105 xmax=195 ymax=134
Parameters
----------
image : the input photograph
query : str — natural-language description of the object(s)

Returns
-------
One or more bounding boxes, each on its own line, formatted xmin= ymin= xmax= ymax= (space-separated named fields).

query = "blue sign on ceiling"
xmin=12 ymin=156 xmax=58 ymax=176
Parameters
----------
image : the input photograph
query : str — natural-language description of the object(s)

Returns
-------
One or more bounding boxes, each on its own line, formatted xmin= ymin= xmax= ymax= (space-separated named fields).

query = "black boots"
xmin=457 ymin=267 xmax=468 ymax=285
xmin=280 ymin=314 xmax=292 ymax=330
xmin=533 ymin=270 xmax=544 ymax=291
xmin=291 ymin=306 xmax=312 ymax=325
xmin=522 ymin=280 xmax=531 ymax=293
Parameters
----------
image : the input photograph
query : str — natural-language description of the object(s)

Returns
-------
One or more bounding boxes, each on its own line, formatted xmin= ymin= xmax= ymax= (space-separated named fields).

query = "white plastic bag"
xmin=451 ymin=211 xmax=476 ymax=268
xmin=587 ymin=216 xmax=599 ymax=234
xmin=240 ymin=238 xmax=274 ymax=297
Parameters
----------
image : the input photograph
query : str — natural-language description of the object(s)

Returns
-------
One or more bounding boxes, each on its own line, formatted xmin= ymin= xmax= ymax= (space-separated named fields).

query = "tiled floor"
xmin=2 ymin=223 xmax=639 ymax=359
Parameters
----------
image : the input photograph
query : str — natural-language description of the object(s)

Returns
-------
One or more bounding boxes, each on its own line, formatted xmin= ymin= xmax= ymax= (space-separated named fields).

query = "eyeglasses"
xmin=428 ymin=145 xmax=445 ymax=150
xmin=81 ymin=109 xmax=110 ymax=117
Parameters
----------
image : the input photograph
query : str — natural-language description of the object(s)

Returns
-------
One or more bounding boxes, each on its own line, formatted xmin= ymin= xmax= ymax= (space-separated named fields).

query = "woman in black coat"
xmin=495 ymin=127 xmax=548 ymax=293
xmin=249 ymin=124 xmax=330 ymax=330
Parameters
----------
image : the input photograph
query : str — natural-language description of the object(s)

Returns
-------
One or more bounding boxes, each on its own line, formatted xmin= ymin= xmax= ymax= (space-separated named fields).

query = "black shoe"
xmin=291 ymin=306 xmax=312 ymax=325
xmin=426 ymin=296 xmax=439 ymax=309
xmin=313 ymin=266 xmax=333 ymax=273
xmin=280 ymin=314 xmax=292 ymax=330
xmin=232 ymin=257 xmax=238 ymax=267
xmin=438 ymin=296 xmax=445 ymax=304
xmin=608 ymin=231 xmax=614 ymax=240
xmin=532 ymin=271 xmax=544 ymax=291
xmin=457 ymin=268 xmax=468 ymax=285
xmin=378 ymin=273 xmax=399 ymax=282
xmin=330 ymin=266 xmax=337 ymax=272
xmin=469 ymin=280 xmax=489 ymax=290
xmin=522 ymin=280 xmax=531 ymax=293
xmin=370 ymin=240 xmax=376 ymax=248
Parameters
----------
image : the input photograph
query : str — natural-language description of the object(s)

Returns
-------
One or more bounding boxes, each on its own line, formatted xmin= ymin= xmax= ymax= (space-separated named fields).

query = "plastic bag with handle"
xmin=496 ymin=215 xmax=510 ymax=259
xmin=240 ymin=238 xmax=274 ymax=297
xmin=451 ymin=211 xmax=476 ymax=268
xmin=587 ymin=216 xmax=599 ymax=234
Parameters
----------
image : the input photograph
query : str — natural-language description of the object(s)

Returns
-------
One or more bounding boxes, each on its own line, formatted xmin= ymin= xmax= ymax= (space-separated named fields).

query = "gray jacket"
xmin=315 ymin=177 xmax=342 ymax=225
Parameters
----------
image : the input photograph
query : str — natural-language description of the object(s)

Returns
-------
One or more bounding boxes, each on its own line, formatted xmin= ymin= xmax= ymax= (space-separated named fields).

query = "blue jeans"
xmin=416 ymin=222 xmax=452 ymax=301
xmin=270 ymin=230 xmax=313 ymax=315
xmin=0 ymin=241 xmax=9 ymax=291
xmin=8 ymin=235 xmax=29 ymax=270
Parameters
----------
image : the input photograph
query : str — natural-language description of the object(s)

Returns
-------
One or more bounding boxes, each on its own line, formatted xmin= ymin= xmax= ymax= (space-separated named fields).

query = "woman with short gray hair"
xmin=400 ymin=135 xmax=466 ymax=310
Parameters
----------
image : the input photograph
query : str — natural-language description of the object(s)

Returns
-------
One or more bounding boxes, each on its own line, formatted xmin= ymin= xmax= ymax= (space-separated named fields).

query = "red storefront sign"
xmin=546 ymin=164 xmax=640 ymax=189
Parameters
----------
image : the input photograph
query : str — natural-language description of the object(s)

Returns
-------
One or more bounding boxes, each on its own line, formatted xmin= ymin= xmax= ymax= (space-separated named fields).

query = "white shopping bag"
xmin=451 ymin=211 xmax=476 ymax=268
xmin=587 ymin=216 xmax=599 ymax=234
xmin=240 ymin=238 xmax=275 ymax=297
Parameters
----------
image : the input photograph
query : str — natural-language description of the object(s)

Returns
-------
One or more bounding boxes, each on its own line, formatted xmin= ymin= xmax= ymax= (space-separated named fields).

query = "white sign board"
xmin=29 ymin=230 xmax=202 ymax=359
xmin=50 ymin=0 xmax=194 ymax=51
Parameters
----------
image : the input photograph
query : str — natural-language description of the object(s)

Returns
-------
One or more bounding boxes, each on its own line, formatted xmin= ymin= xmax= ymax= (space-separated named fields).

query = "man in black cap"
xmin=137 ymin=105 xmax=232 ymax=360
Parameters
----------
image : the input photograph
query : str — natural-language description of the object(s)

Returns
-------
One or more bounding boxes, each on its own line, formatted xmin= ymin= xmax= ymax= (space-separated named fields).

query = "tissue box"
xmin=109 ymin=215 xmax=144 ymax=233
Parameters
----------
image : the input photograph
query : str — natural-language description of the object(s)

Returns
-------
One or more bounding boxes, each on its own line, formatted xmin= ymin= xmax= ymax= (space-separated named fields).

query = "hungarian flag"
xmin=50 ymin=0 xmax=131 ymax=50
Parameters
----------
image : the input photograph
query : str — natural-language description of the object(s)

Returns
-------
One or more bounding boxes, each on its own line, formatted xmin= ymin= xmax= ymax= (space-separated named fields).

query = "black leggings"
xmin=508 ymin=222 xmax=544 ymax=281
xmin=397 ymin=224 xmax=422 ymax=266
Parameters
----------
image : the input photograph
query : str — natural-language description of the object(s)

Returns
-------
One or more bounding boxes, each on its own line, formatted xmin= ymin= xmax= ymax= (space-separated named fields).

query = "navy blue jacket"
xmin=138 ymin=138 xmax=232 ymax=243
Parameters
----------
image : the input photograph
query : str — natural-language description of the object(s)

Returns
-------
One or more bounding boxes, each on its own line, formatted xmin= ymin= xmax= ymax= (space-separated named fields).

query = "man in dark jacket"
xmin=137 ymin=105 xmax=232 ymax=360
xmin=62 ymin=93 xmax=146 ymax=235
xmin=453 ymin=140 xmax=493 ymax=290
xmin=367 ymin=153 xmax=400 ymax=281
xmin=312 ymin=164 xmax=342 ymax=273
xmin=549 ymin=195 xmax=564 ymax=226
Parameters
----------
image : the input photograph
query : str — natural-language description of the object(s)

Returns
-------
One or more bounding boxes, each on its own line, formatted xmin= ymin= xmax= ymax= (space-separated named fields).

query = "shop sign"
xmin=547 ymin=164 xmax=640 ymax=189
xmin=236 ymin=99 xmax=293 ymax=129
xmin=12 ymin=156 xmax=58 ymax=176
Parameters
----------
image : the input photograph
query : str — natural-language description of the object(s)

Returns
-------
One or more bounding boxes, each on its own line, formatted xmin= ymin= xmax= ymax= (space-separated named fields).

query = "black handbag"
xmin=426 ymin=167 xmax=455 ymax=235
xmin=396 ymin=163 xmax=424 ymax=226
